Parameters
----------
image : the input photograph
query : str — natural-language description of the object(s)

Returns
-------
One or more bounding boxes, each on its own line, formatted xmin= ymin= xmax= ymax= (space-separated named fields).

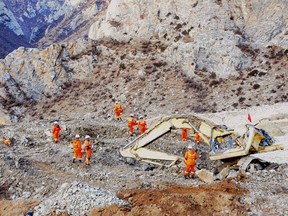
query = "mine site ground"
xmin=0 ymin=102 xmax=288 ymax=216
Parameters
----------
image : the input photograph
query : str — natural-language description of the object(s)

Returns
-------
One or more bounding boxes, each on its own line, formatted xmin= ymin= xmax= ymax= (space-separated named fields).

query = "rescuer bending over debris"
xmin=2 ymin=136 xmax=11 ymax=146
xmin=128 ymin=114 xmax=138 ymax=136
xmin=181 ymin=128 xmax=188 ymax=141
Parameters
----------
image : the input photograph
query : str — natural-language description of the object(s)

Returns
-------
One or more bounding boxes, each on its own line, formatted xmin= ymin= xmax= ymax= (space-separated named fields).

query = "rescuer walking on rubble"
xmin=138 ymin=116 xmax=147 ymax=135
xmin=184 ymin=145 xmax=198 ymax=179
xmin=72 ymin=134 xmax=82 ymax=163
xmin=195 ymin=131 xmax=200 ymax=144
xmin=84 ymin=135 xmax=92 ymax=166
xmin=114 ymin=101 xmax=123 ymax=121
xmin=52 ymin=121 xmax=61 ymax=143
xmin=181 ymin=128 xmax=188 ymax=141
xmin=128 ymin=114 xmax=138 ymax=136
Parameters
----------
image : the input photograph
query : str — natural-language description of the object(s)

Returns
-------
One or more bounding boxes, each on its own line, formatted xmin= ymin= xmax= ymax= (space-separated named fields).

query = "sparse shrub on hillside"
xmin=232 ymin=103 xmax=238 ymax=108
xmin=184 ymin=78 xmax=203 ymax=91
xmin=119 ymin=63 xmax=126 ymax=70
xmin=239 ymin=97 xmax=246 ymax=103
xmin=153 ymin=61 xmax=167 ymax=67
xmin=209 ymin=80 xmax=220 ymax=87
xmin=236 ymin=87 xmax=242 ymax=96
xmin=253 ymin=84 xmax=260 ymax=90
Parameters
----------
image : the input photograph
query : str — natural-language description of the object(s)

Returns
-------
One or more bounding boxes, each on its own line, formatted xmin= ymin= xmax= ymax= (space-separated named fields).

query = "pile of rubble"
xmin=34 ymin=182 xmax=126 ymax=216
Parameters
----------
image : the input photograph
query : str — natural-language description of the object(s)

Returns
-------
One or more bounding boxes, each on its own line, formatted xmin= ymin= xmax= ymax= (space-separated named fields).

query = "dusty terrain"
xmin=0 ymin=1 xmax=288 ymax=216
xmin=1 ymin=102 xmax=288 ymax=216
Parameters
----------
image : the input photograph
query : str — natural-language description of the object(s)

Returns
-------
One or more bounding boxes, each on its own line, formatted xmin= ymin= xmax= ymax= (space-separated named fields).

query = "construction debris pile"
xmin=1 ymin=102 xmax=288 ymax=215
xmin=34 ymin=182 xmax=126 ymax=216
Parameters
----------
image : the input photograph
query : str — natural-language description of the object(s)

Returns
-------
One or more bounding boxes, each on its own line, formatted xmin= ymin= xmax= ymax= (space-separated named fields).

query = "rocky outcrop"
xmin=1 ymin=0 xmax=287 ymax=123
xmin=89 ymin=0 xmax=288 ymax=77
xmin=0 ymin=37 xmax=97 ymax=121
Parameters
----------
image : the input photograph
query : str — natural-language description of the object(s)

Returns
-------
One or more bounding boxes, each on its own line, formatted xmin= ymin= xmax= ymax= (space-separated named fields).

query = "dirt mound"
xmin=0 ymin=199 xmax=39 ymax=216
xmin=91 ymin=180 xmax=248 ymax=215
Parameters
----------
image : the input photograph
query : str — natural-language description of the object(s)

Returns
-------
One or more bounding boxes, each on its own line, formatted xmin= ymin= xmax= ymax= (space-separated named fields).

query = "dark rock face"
xmin=0 ymin=0 xmax=108 ymax=58
xmin=0 ymin=24 xmax=34 ymax=58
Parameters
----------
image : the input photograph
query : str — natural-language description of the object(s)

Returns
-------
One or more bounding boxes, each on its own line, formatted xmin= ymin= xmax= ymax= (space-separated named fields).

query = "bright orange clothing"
xmin=84 ymin=140 xmax=92 ymax=165
xmin=181 ymin=128 xmax=188 ymax=141
xmin=3 ymin=137 xmax=11 ymax=145
xmin=138 ymin=119 xmax=147 ymax=135
xmin=184 ymin=149 xmax=198 ymax=177
xmin=114 ymin=104 xmax=123 ymax=120
xmin=52 ymin=125 xmax=62 ymax=143
xmin=195 ymin=132 xmax=200 ymax=144
xmin=73 ymin=138 xmax=82 ymax=160
xmin=128 ymin=117 xmax=138 ymax=135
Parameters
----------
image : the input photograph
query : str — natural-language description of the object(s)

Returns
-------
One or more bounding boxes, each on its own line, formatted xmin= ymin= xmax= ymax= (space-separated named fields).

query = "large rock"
xmin=89 ymin=0 xmax=288 ymax=77
xmin=196 ymin=169 xmax=215 ymax=183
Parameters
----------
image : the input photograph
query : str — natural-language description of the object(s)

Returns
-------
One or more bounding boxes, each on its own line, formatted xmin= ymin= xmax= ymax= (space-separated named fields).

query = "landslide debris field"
xmin=1 ymin=104 xmax=288 ymax=216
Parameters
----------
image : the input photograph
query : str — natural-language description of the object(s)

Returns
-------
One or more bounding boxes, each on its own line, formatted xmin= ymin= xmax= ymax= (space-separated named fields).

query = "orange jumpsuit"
xmin=3 ymin=137 xmax=11 ymax=146
xmin=195 ymin=132 xmax=200 ymax=144
xmin=73 ymin=138 xmax=82 ymax=161
xmin=84 ymin=140 xmax=92 ymax=165
xmin=181 ymin=128 xmax=188 ymax=141
xmin=128 ymin=117 xmax=138 ymax=136
xmin=184 ymin=149 xmax=198 ymax=177
xmin=52 ymin=125 xmax=62 ymax=143
xmin=114 ymin=104 xmax=123 ymax=120
xmin=138 ymin=119 xmax=147 ymax=135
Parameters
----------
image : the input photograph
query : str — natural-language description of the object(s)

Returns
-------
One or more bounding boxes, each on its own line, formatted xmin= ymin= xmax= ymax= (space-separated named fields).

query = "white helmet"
xmin=130 ymin=114 xmax=134 ymax=117
xmin=75 ymin=134 xmax=80 ymax=138
xmin=85 ymin=135 xmax=90 ymax=139
xmin=140 ymin=116 xmax=143 ymax=119
xmin=115 ymin=101 xmax=119 ymax=104
xmin=54 ymin=121 xmax=59 ymax=125
xmin=187 ymin=145 xmax=193 ymax=149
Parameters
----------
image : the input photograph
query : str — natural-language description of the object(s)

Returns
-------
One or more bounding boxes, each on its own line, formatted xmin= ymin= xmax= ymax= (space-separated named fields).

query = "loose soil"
xmin=92 ymin=180 xmax=248 ymax=216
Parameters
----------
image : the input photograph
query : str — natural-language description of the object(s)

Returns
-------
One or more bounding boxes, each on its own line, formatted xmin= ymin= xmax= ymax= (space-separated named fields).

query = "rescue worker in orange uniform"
xmin=52 ymin=121 xmax=62 ymax=143
xmin=84 ymin=135 xmax=93 ymax=166
xmin=138 ymin=116 xmax=147 ymax=135
xmin=195 ymin=131 xmax=200 ymax=144
xmin=72 ymin=134 xmax=82 ymax=163
xmin=3 ymin=136 xmax=11 ymax=146
xmin=114 ymin=101 xmax=123 ymax=121
xmin=127 ymin=114 xmax=138 ymax=136
xmin=181 ymin=128 xmax=188 ymax=141
xmin=184 ymin=145 xmax=198 ymax=179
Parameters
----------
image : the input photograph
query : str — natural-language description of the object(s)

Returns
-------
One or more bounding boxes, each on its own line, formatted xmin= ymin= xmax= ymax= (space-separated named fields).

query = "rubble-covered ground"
xmin=0 ymin=102 xmax=288 ymax=216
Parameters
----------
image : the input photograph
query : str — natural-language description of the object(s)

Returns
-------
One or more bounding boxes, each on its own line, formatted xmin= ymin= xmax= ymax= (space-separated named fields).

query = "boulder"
xmin=196 ymin=169 xmax=215 ymax=183
xmin=217 ymin=167 xmax=230 ymax=180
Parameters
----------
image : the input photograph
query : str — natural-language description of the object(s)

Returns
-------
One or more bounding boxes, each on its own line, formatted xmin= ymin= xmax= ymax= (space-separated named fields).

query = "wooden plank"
xmin=257 ymin=144 xmax=284 ymax=153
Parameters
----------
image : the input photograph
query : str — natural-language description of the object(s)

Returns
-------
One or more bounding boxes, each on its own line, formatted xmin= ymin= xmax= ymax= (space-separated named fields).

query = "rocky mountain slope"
xmin=0 ymin=1 xmax=288 ymax=215
xmin=0 ymin=0 xmax=287 ymax=124
xmin=0 ymin=0 xmax=108 ymax=59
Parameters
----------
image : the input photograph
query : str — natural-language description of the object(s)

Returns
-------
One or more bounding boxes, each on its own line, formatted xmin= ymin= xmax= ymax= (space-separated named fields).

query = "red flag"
xmin=248 ymin=113 xmax=252 ymax=123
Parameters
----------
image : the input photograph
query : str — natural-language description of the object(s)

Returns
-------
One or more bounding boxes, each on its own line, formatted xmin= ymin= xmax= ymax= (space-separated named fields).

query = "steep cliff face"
xmin=0 ymin=0 xmax=287 ymax=123
xmin=0 ymin=0 xmax=108 ymax=58
xmin=89 ymin=0 xmax=288 ymax=77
